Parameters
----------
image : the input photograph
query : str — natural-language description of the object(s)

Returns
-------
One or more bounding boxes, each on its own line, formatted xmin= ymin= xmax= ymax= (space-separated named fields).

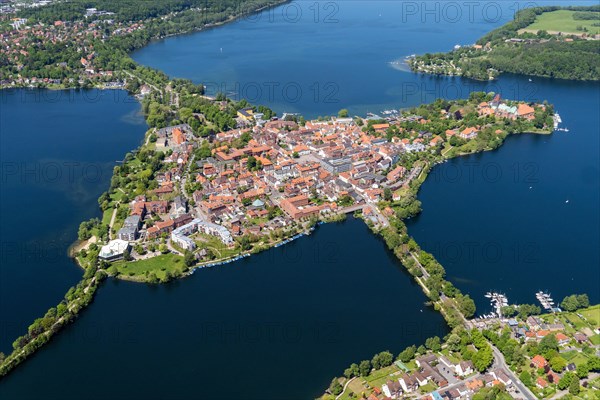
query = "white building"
xmin=170 ymin=219 xmax=234 ymax=252
xmin=99 ymin=239 xmax=130 ymax=261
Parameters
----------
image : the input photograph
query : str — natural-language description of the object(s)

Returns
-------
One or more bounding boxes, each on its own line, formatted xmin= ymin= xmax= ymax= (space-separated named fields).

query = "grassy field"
xmin=113 ymin=253 xmax=185 ymax=280
xmin=364 ymin=364 xmax=402 ymax=388
xmin=579 ymin=304 xmax=600 ymax=325
xmin=525 ymin=10 xmax=600 ymax=35
xmin=560 ymin=349 xmax=590 ymax=366
xmin=102 ymin=207 xmax=114 ymax=225
xmin=193 ymin=233 xmax=240 ymax=259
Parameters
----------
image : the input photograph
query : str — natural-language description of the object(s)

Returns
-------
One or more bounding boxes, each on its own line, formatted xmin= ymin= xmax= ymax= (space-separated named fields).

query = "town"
xmin=1 ymin=5 xmax=145 ymax=89
xmin=75 ymin=92 xmax=553 ymax=284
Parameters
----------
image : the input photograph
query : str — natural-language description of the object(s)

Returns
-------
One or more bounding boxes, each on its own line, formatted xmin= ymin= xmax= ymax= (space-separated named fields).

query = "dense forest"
xmin=410 ymin=5 xmax=600 ymax=81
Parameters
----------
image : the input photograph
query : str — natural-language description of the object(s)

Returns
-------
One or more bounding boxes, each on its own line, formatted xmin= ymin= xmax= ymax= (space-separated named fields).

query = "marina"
xmin=536 ymin=291 xmax=561 ymax=312
xmin=482 ymin=292 xmax=509 ymax=318
xmin=476 ymin=290 xmax=564 ymax=320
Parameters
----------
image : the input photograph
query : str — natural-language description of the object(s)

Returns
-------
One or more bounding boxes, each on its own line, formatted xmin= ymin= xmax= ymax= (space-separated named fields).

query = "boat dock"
xmin=553 ymin=113 xmax=562 ymax=129
xmin=477 ymin=291 xmax=509 ymax=319
xmin=489 ymin=292 xmax=508 ymax=318
xmin=553 ymin=113 xmax=569 ymax=132
xmin=536 ymin=291 xmax=561 ymax=312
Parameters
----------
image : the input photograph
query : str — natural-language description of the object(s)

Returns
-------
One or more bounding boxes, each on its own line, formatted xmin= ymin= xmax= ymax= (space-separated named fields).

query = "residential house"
xmin=536 ymin=377 xmax=548 ymax=389
xmin=531 ymin=355 xmax=548 ymax=369
xmin=456 ymin=361 xmax=474 ymax=377
xmin=459 ymin=126 xmax=478 ymax=139
xmin=556 ymin=332 xmax=570 ymax=345
xmin=399 ymin=373 xmax=418 ymax=393
xmin=574 ymin=332 xmax=589 ymax=344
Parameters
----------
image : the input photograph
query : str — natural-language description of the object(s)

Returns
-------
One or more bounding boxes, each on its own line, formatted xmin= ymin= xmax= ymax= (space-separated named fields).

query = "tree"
xmin=329 ymin=378 xmax=343 ymax=395
xmin=472 ymin=346 xmax=494 ymax=372
xmin=501 ymin=305 xmax=517 ymax=317
xmin=561 ymin=293 xmax=589 ymax=311
xmin=550 ymin=356 xmax=567 ymax=372
xmin=519 ymin=370 xmax=532 ymax=387
xmin=539 ymin=334 xmax=558 ymax=356
xmin=576 ymin=294 xmax=589 ymax=308
xmin=447 ymin=333 xmax=461 ymax=351
xmin=561 ymin=295 xmax=579 ymax=311
xmin=517 ymin=304 xmax=541 ymax=319
xmin=359 ymin=360 xmax=371 ymax=376
xmin=587 ymin=355 xmax=600 ymax=372
xmin=372 ymin=351 xmax=393 ymax=370
xmin=344 ymin=363 xmax=359 ymax=378
xmin=383 ymin=188 xmax=392 ymax=201
xmin=184 ymin=250 xmax=195 ymax=267
xmin=576 ymin=363 xmax=589 ymax=379
xmin=398 ymin=345 xmax=416 ymax=363
xmin=558 ymin=372 xmax=574 ymax=390
xmin=147 ymin=272 xmax=159 ymax=284
xmin=569 ymin=376 xmax=580 ymax=395
xmin=425 ymin=336 xmax=442 ymax=352
xmin=338 ymin=108 xmax=349 ymax=118
xmin=457 ymin=295 xmax=476 ymax=318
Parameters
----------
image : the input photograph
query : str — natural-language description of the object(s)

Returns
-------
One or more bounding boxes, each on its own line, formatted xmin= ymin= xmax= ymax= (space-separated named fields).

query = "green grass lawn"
xmin=440 ymin=349 xmax=461 ymax=364
xmin=110 ymin=191 xmax=125 ymax=202
xmin=102 ymin=208 xmax=114 ymax=225
xmin=580 ymin=305 xmax=600 ymax=326
xmin=560 ymin=350 xmax=590 ymax=366
xmin=193 ymin=233 xmax=240 ymax=259
xmin=419 ymin=382 xmax=437 ymax=394
xmin=525 ymin=10 xmax=600 ymax=35
xmin=113 ymin=253 xmax=185 ymax=280
xmin=364 ymin=365 xmax=401 ymax=388
xmin=564 ymin=313 xmax=588 ymax=330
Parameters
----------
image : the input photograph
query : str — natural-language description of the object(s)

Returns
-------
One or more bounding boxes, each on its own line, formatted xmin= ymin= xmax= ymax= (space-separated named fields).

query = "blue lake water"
xmin=1 ymin=0 xmax=599 ymax=398
xmin=0 ymin=89 xmax=146 ymax=347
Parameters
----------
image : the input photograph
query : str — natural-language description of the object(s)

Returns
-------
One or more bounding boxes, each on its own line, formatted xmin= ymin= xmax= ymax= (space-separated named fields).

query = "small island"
xmin=408 ymin=5 xmax=600 ymax=81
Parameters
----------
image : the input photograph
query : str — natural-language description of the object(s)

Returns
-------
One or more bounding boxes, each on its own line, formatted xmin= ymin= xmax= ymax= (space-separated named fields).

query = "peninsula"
xmin=408 ymin=5 xmax=600 ymax=81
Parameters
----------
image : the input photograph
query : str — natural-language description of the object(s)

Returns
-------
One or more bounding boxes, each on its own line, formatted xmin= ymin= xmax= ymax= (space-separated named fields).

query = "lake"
xmin=1 ymin=0 xmax=599 ymax=398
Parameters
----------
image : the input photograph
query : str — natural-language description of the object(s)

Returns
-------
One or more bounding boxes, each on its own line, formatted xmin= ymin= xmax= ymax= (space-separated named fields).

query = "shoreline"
xmin=145 ymin=0 xmax=290 ymax=43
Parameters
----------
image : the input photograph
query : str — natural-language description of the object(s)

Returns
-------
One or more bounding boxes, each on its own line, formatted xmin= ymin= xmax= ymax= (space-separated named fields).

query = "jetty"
xmin=477 ymin=291 xmax=509 ymax=319
xmin=536 ymin=291 xmax=561 ymax=312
